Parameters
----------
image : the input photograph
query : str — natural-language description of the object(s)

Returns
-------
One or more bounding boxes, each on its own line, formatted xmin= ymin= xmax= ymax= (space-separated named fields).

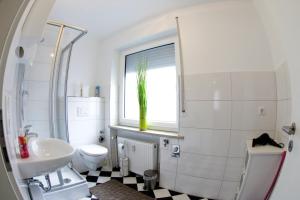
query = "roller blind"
xmin=125 ymin=43 xmax=175 ymax=73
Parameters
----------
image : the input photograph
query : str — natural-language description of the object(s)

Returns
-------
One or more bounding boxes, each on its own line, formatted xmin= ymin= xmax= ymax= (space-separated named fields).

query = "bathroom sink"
xmin=17 ymin=138 xmax=75 ymax=179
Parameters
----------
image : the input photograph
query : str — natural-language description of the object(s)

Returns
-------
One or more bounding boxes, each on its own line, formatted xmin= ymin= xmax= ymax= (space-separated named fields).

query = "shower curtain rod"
xmin=47 ymin=20 xmax=88 ymax=33
xmin=46 ymin=21 xmax=87 ymax=139
xmin=47 ymin=20 xmax=88 ymax=50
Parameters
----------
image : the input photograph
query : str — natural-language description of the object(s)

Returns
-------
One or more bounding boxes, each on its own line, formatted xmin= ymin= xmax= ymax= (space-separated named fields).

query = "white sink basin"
xmin=17 ymin=138 xmax=75 ymax=179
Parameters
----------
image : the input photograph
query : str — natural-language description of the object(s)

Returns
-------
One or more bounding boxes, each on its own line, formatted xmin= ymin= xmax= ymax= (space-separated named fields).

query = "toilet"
xmin=78 ymin=144 xmax=108 ymax=170
xmin=67 ymin=97 xmax=107 ymax=171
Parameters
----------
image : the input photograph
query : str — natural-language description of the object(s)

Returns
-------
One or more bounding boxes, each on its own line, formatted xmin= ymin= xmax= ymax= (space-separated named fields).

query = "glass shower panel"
xmin=22 ymin=25 xmax=60 ymax=138
xmin=53 ymin=27 xmax=82 ymax=141
xmin=21 ymin=22 xmax=86 ymax=142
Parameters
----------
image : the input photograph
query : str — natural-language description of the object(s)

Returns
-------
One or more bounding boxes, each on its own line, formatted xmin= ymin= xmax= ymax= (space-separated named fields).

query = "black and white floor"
xmin=80 ymin=166 xmax=210 ymax=200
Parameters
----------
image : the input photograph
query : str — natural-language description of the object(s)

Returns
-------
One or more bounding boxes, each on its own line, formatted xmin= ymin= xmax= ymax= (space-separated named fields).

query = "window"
xmin=120 ymin=41 xmax=178 ymax=131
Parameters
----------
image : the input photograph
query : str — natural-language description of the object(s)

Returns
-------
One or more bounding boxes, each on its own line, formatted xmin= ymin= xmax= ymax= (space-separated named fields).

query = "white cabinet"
xmin=235 ymin=140 xmax=284 ymax=200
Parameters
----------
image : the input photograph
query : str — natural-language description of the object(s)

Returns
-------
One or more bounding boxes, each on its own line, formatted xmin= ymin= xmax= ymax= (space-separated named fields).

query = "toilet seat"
xmin=79 ymin=144 xmax=108 ymax=157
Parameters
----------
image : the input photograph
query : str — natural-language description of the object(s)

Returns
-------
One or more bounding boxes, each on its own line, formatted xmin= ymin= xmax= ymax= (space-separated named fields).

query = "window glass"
xmin=124 ymin=43 xmax=177 ymax=124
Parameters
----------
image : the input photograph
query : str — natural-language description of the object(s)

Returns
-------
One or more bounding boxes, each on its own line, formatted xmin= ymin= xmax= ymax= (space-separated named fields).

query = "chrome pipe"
xmin=61 ymin=31 xmax=87 ymax=51
xmin=27 ymin=174 xmax=52 ymax=192
xmin=47 ymin=21 xmax=87 ymax=141
xmin=175 ymin=16 xmax=186 ymax=113
xmin=62 ymin=44 xmax=73 ymax=143
xmin=49 ymin=25 xmax=64 ymax=138
xmin=56 ymin=170 xmax=64 ymax=186
xmin=47 ymin=21 xmax=87 ymax=140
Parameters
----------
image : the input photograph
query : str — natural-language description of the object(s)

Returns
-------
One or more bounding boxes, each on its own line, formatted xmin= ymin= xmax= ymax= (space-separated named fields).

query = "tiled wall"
xmin=160 ymin=71 xmax=277 ymax=200
xmin=275 ymin=63 xmax=291 ymax=147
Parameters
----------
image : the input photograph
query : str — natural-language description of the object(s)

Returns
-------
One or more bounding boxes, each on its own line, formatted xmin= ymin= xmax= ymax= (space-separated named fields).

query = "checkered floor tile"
xmin=80 ymin=167 xmax=212 ymax=200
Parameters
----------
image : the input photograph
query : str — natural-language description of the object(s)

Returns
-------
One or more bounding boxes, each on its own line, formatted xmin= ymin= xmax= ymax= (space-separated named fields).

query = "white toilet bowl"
xmin=78 ymin=144 xmax=108 ymax=170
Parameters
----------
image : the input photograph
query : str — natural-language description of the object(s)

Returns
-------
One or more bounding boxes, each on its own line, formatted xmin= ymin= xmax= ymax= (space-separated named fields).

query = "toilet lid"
xmin=79 ymin=144 xmax=108 ymax=156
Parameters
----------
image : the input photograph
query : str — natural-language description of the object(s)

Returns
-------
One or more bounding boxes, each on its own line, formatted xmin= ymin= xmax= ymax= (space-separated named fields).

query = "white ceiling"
xmin=49 ymin=0 xmax=220 ymax=40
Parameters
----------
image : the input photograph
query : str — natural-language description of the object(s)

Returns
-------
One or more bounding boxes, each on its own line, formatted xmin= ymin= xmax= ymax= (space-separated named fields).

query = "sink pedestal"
xmin=28 ymin=166 xmax=89 ymax=200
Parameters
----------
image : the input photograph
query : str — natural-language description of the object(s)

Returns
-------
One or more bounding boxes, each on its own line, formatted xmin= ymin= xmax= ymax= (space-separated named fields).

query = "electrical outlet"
xmin=171 ymin=144 xmax=180 ymax=158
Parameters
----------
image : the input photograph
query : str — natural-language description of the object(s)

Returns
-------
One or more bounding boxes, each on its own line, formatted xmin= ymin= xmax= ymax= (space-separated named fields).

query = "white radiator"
xmin=117 ymin=137 xmax=158 ymax=175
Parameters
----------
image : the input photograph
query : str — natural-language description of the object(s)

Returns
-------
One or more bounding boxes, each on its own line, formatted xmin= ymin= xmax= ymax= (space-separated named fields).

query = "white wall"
xmin=254 ymin=0 xmax=300 ymax=199
xmin=275 ymin=63 xmax=291 ymax=147
xmin=67 ymin=35 xmax=101 ymax=97
xmin=97 ymin=0 xmax=276 ymax=199
xmin=160 ymin=71 xmax=277 ymax=199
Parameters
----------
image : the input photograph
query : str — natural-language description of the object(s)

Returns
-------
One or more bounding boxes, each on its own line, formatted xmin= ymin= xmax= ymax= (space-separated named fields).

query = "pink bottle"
xmin=18 ymin=135 xmax=29 ymax=159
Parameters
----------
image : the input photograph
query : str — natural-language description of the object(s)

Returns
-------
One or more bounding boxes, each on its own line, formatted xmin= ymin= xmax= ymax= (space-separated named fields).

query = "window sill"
xmin=109 ymin=125 xmax=184 ymax=139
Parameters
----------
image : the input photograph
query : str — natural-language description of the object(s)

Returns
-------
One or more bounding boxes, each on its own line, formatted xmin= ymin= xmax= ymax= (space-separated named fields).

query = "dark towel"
xmin=252 ymin=133 xmax=283 ymax=148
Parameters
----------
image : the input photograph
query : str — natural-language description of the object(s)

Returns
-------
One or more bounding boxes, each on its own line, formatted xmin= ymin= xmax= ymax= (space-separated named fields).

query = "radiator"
xmin=117 ymin=137 xmax=158 ymax=175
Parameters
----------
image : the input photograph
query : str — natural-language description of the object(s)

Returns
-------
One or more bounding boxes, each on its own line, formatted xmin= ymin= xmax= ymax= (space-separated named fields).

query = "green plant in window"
xmin=136 ymin=58 xmax=148 ymax=131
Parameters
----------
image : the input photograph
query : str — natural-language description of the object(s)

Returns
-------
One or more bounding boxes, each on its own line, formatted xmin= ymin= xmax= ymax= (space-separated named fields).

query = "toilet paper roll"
xmin=118 ymin=143 xmax=125 ymax=158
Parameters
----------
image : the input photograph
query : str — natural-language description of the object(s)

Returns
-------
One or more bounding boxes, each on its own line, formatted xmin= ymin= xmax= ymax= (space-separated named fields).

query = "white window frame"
xmin=119 ymin=37 xmax=180 ymax=132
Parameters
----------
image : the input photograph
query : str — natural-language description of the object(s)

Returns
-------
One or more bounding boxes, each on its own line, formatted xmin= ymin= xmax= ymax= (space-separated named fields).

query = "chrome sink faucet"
xmin=24 ymin=125 xmax=32 ymax=135
xmin=24 ymin=125 xmax=38 ymax=138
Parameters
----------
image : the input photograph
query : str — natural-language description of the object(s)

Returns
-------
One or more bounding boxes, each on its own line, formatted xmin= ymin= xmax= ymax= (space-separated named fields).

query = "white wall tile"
xmin=159 ymin=170 xmax=177 ymax=190
xmin=231 ymin=101 xmax=276 ymax=131
xmin=177 ymin=153 xmax=227 ymax=180
xmin=231 ymin=71 xmax=276 ymax=100
xmin=159 ymin=138 xmax=179 ymax=151
xmin=276 ymin=131 xmax=289 ymax=148
xmin=218 ymin=181 xmax=239 ymax=200
xmin=97 ymin=102 xmax=105 ymax=120
xmin=181 ymin=101 xmax=231 ymax=129
xmin=34 ymin=45 xmax=54 ymax=64
xmin=229 ymin=130 xmax=275 ymax=157
xmin=223 ymin=157 xmax=244 ymax=181
xmin=276 ymin=99 xmax=291 ymax=146
xmin=67 ymin=98 xmax=104 ymax=121
xmin=184 ymin=73 xmax=231 ymax=100
xmin=42 ymin=26 xmax=59 ymax=46
xmin=160 ymin=149 xmax=178 ymax=172
xmin=23 ymin=81 xmax=49 ymax=101
xmin=24 ymin=100 xmax=49 ymax=121
xmin=175 ymin=174 xmax=221 ymax=199
xmin=180 ymin=128 xmax=230 ymax=156
xmin=24 ymin=62 xmax=51 ymax=81
xmin=276 ymin=100 xmax=291 ymax=135
xmin=68 ymin=119 xmax=104 ymax=146
xmin=26 ymin=120 xmax=50 ymax=138
xmin=275 ymin=62 xmax=291 ymax=100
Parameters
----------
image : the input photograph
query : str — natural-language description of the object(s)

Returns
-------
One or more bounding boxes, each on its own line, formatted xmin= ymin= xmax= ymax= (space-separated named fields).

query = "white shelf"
xmin=246 ymin=140 xmax=283 ymax=155
xmin=67 ymin=96 xmax=104 ymax=102
xmin=109 ymin=125 xmax=184 ymax=139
